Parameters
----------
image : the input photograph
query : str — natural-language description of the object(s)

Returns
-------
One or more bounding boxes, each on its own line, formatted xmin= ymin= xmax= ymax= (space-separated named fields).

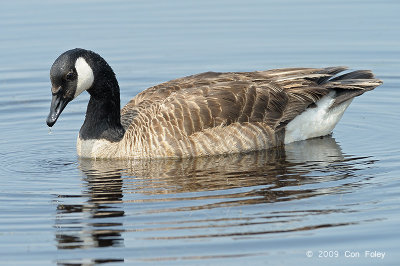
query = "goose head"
xmin=46 ymin=48 xmax=118 ymax=127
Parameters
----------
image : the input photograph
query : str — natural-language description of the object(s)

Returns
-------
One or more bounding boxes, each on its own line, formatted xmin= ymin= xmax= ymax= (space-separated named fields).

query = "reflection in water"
xmin=54 ymin=136 xmax=375 ymax=263
xmin=55 ymin=169 xmax=125 ymax=249
xmin=55 ymin=168 xmax=125 ymax=264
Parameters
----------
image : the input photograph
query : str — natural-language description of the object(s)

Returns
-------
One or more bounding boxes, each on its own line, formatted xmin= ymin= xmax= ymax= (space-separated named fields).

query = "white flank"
xmin=74 ymin=57 xmax=94 ymax=98
xmin=284 ymin=92 xmax=353 ymax=144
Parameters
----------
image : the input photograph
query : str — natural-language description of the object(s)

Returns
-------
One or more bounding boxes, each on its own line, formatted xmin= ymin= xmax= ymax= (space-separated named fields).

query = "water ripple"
xmin=51 ymin=137 xmax=381 ymax=255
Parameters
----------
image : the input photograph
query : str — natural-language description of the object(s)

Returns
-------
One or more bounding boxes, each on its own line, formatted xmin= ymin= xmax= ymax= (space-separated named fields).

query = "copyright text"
xmin=305 ymin=250 xmax=386 ymax=259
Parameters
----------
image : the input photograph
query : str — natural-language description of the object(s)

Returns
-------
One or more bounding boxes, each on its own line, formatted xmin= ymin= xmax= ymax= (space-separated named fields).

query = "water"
xmin=1 ymin=0 xmax=399 ymax=265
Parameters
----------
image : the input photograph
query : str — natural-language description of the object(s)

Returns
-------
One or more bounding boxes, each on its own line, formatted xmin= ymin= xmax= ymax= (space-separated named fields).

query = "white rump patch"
xmin=74 ymin=57 xmax=94 ymax=98
xmin=284 ymin=92 xmax=353 ymax=144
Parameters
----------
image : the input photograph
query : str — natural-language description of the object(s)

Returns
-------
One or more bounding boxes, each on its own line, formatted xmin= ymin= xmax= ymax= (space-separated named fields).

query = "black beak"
xmin=46 ymin=94 xmax=70 ymax=127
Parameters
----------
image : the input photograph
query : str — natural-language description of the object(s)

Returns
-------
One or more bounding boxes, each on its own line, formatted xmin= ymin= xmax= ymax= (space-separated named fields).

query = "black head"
xmin=46 ymin=48 xmax=114 ymax=127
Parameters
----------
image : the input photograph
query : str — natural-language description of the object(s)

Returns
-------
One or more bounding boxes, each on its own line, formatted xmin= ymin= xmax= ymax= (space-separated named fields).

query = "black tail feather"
xmin=324 ymin=69 xmax=382 ymax=108
xmin=330 ymin=70 xmax=375 ymax=81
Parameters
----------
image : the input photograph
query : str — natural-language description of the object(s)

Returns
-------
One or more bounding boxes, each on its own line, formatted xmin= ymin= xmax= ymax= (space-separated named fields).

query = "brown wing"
xmin=120 ymin=72 xmax=225 ymax=128
xmin=122 ymin=72 xmax=225 ymax=112
xmin=122 ymin=67 xmax=381 ymax=135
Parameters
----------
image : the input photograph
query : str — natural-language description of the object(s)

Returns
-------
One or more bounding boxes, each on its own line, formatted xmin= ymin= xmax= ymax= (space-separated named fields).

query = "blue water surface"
xmin=0 ymin=0 xmax=399 ymax=265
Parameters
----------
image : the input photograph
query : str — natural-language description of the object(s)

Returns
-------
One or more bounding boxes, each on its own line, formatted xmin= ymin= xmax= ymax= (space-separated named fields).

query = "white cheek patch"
xmin=74 ymin=57 xmax=94 ymax=98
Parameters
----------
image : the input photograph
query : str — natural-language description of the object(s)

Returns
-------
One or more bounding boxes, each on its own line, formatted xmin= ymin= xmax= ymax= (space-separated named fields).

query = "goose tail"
xmin=321 ymin=68 xmax=383 ymax=108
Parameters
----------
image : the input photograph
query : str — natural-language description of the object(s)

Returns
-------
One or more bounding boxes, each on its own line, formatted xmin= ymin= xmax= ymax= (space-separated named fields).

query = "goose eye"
xmin=65 ymin=71 xmax=75 ymax=81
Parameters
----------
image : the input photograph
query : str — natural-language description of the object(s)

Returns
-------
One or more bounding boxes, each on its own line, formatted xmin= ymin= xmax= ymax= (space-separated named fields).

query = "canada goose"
xmin=46 ymin=48 xmax=382 ymax=159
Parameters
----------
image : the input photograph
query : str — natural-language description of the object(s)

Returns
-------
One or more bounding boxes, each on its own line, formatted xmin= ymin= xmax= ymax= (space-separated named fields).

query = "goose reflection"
xmin=55 ymin=164 xmax=125 ymax=250
xmin=112 ymin=136 xmax=367 ymax=208
xmin=54 ymin=136 xmax=374 ymax=252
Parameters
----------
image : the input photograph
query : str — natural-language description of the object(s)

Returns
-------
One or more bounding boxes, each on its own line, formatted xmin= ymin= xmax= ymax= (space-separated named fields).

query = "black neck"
xmin=79 ymin=78 xmax=125 ymax=142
